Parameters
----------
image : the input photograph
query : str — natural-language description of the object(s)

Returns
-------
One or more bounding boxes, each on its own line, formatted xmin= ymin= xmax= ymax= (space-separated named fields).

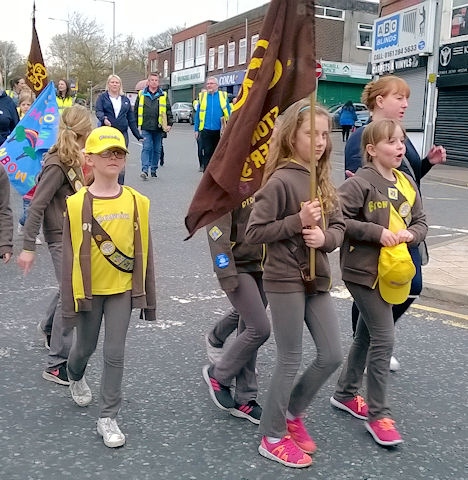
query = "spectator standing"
xmin=56 ymin=79 xmax=74 ymax=115
xmin=0 ymin=164 xmax=13 ymax=264
xmin=339 ymin=100 xmax=357 ymax=142
xmin=6 ymin=77 xmax=27 ymax=106
xmin=194 ymin=77 xmax=230 ymax=172
xmin=95 ymin=74 xmax=143 ymax=184
xmin=134 ymin=72 xmax=172 ymax=179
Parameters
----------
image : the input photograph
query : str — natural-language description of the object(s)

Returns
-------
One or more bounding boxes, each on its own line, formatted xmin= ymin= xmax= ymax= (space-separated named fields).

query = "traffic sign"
xmin=315 ymin=61 xmax=322 ymax=78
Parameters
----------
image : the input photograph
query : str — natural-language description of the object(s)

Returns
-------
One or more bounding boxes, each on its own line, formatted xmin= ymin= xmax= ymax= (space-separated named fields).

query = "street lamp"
xmin=49 ymin=16 xmax=70 ymax=81
xmin=94 ymin=0 xmax=116 ymax=74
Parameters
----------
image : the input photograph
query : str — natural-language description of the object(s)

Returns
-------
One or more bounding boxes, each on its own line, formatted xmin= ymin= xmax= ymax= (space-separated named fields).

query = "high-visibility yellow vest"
xmin=57 ymin=96 xmax=74 ymax=115
xmin=198 ymin=91 xmax=229 ymax=131
xmin=137 ymin=90 xmax=167 ymax=129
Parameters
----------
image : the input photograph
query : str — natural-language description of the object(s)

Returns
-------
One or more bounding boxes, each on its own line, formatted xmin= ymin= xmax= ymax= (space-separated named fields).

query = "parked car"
xmin=328 ymin=103 xmax=370 ymax=130
xmin=172 ymin=102 xmax=194 ymax=124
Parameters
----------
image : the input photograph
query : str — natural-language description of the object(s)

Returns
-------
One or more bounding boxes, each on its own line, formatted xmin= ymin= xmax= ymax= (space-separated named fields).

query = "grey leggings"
xmin=212 ymin=273 xmax=270 ymax=404
xmin=259 ymin=291 xmax=343 ymax=438
xmin=334 ymin=281 xmax=394 ymax=422
xmin=67 ymin=291 xmax=132 ymax=418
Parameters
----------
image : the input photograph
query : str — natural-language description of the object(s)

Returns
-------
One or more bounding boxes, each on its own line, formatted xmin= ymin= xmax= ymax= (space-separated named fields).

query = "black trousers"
xmin=200 ymin=129 xmax=221 ymax=171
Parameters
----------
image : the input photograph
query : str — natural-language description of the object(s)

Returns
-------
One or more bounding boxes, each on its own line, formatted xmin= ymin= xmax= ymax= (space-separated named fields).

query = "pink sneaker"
xmin=365 ymin=418 xmax=403 ymax=446
xmin=258 ymin=436 xmax=312 ymax=468
xmin=286 ymin=417 xmax=317 ymax=453
xmin=330 ymin=395 xmax=368 ymax=420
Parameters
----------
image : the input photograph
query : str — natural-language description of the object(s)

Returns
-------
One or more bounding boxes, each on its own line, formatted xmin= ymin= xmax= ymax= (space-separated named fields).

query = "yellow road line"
xmin=412 ymin=304 xmax=468 ymax=328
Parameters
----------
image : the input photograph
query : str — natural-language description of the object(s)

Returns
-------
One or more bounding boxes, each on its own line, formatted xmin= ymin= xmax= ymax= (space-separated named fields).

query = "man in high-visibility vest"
xmin=134 ymin=72 xmax=173 ymax=179
xmin=194 ymin=77 xmax=230 ymax=172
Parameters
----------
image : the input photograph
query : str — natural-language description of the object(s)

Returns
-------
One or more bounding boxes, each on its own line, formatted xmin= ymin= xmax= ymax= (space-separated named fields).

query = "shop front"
xmin=435 ymin=40 xmax=468 ymax=166
xmin=171 ymin=66 xmax=206 ymax=105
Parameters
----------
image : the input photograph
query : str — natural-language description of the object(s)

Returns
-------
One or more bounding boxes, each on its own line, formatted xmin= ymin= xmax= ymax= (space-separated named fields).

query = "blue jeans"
xmin=141 ymin=129 xmax=162 ymax=174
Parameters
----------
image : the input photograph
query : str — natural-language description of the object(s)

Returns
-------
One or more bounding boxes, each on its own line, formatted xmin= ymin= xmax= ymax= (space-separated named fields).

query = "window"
xmin=218 ymin=44 xmax=225 ymax=70
xmin=227 ymin=41 xmax=236 ymax=67
xmin=315 ymin=5 xmax=344 ymax=21
xmin=208 ymin=47 xmax=215 ymax=71
xmin=238 ymin=38 xmax=247 ymax=64
xmin=163 ymin=60 xmax=169 ymax=79
xmin=250 ymin=34 xmax=259 ymax=57
xmin=150 ymin=59 xmax=158 ymax=72
xmin=175 ymin=42 xmax=184 ymax=70
xmin=196 ymin=34 xmax=206 ymax=65
xmin=185 ymin=38 xmax=194 ymax=68
xmin=451 ymin=1 xmax=468 ymax=37
xmin=357 ymin=23 xmax=373 ymax=49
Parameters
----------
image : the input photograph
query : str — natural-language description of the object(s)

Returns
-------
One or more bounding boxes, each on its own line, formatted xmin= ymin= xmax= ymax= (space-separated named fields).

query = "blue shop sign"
xmin=214 ymin=70 xmax=246 ymax=87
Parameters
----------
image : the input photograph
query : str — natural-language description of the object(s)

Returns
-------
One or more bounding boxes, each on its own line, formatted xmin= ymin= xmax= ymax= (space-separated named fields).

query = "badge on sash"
xmin=398 ymin=201 xmax=411 ymax=218
xmin=100 ymin=240 xmax=116 ymax=255
xmin=388 ymin=187 xmax=398 ymax=201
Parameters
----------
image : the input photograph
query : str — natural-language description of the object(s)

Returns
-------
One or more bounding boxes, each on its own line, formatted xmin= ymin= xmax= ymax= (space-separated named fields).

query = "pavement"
xmin=419 ymin=164 xmax=468 ymax=305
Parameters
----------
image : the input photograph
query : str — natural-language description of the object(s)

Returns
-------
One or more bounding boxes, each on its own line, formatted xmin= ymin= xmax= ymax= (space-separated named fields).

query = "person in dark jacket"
xmin=95 ymin=74 xmax=143 ymax=184
xmin=339 ymin=100 xmax=357 ymax=142
xmin=0 ymin=73 xmax=20 ymax=145
xmin=344 ymin=75 xmax=446 ymax=371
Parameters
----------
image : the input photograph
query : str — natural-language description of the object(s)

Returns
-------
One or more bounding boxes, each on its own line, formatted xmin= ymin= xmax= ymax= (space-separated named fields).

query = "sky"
xmin=2 ymin=0 xmax=270 ymax=57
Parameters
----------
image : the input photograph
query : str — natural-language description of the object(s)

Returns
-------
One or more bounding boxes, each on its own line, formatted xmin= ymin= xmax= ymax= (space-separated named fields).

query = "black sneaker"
xmin=230 ymin=400 xmax=262 ymax=424
xmin=42 ymin=364 xmax=70 ymax=386
xmin=202 ymin=364 xmax=235 ymax=411
xmin=140 ymin=171 xmax=148 ymax=180
xmin=151 ymin=171 xmax=157 ymax=177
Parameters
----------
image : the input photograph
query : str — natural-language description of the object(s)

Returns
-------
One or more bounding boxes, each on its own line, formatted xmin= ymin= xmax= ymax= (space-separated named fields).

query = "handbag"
xmin=418 ymin=240 xmax=429 ymax=266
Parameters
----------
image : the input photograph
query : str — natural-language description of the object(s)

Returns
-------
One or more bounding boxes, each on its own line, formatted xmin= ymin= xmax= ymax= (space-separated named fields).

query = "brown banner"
xmin=185 ymin=0 xmax=316 ymax=238
xmin=26 ymin=4 xmax=49 ymax=95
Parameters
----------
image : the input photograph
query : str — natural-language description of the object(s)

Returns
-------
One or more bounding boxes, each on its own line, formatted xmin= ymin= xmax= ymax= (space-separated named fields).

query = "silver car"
xmin=172 ymin=102 xmax=194 ymax=124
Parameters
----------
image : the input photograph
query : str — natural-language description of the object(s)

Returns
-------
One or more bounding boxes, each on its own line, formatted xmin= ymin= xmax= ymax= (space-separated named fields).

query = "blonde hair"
xmin=361 ymin=119 xmax=407 ymax=163
xmin=262 ymin=98 xmax=338 ymax=213
xmin=49 ymin=105 xmax=93 ymax=167
xmin=105 ymin=74 xmax=124 ymax=95
xmin=361 ymin=75 xmax=411 ymax=112
xmin=18 ymin=89 xmax=36 ymax=106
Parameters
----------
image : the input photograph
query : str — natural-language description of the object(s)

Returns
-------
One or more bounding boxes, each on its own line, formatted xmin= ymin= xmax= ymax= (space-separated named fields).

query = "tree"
xmin=146 ymin=27 xmax=183 ymax=51
xmin=0 ymin=41 xmax=24 ymax=88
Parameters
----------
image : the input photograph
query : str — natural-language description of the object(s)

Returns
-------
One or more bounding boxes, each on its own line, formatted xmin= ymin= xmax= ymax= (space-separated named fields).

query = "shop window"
xmin=357 ymin=23 xmax=373 ymax=49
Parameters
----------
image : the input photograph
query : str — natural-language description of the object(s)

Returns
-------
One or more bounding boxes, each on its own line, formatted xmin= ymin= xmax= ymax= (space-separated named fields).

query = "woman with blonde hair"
xmin=95 ymin=74 xmax=143 ymax=184
xmin=246 ymin=99 xmax=345 ymax=468
xmin=18 ymin=105 xmax=93 ymax=386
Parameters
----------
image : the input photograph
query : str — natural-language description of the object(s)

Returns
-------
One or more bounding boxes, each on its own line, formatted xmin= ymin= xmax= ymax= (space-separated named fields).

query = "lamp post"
xmin=49 ymin=16 xmax=70 ymax=81
xmin=94 ymin=0 xmax=116 ymax=74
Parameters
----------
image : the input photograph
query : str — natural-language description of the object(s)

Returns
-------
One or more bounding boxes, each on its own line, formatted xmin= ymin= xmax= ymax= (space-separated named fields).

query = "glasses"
xmin=98 ymin=150 xmax=126 ymax=159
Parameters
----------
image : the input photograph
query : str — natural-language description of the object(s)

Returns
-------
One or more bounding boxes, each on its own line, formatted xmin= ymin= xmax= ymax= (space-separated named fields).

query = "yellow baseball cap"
xmin=378 ymin=243 xmax=416 ymax=305
xmin=84 ymin=126 xmax=128 ymax=154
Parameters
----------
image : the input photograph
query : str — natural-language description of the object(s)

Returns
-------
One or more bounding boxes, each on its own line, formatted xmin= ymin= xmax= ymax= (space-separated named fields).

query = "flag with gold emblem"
xmin=26 ymin=2 xmax=49 ymax=95
xmin=185 ymin=0 xmax=316 ymax=238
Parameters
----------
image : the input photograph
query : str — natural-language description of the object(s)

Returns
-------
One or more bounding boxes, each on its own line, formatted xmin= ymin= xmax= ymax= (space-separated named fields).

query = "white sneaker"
xmin=205 ymin=334 xmax=224 ymax=364
xmin=17 ymin=224 xmax=24 ymax=235
xmin=35 ymin=236 xmax=42 ymax=245
xmin=390 ymin=356 xmax=400 ymax=372
xmin=97 ymin=417 xmax=126 ymax=448
xmin=69 ymin=376 xmax=92 ymax=406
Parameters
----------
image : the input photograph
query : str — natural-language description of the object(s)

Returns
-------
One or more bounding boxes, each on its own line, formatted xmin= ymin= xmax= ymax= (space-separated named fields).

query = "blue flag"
xmin=0 ymin=82 xmax=59 ymax=195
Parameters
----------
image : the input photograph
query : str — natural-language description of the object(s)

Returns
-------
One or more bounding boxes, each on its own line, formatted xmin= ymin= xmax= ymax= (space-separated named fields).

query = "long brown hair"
xmin=48 ymin=105 xmax=93 ymax=167
xmin=261 ymin=98 xmax=338 ymax=213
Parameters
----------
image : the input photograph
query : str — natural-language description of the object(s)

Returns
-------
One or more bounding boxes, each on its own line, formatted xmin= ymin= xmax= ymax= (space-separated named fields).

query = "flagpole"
xmin=308 ymin=91 xmax=317 ymax=282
